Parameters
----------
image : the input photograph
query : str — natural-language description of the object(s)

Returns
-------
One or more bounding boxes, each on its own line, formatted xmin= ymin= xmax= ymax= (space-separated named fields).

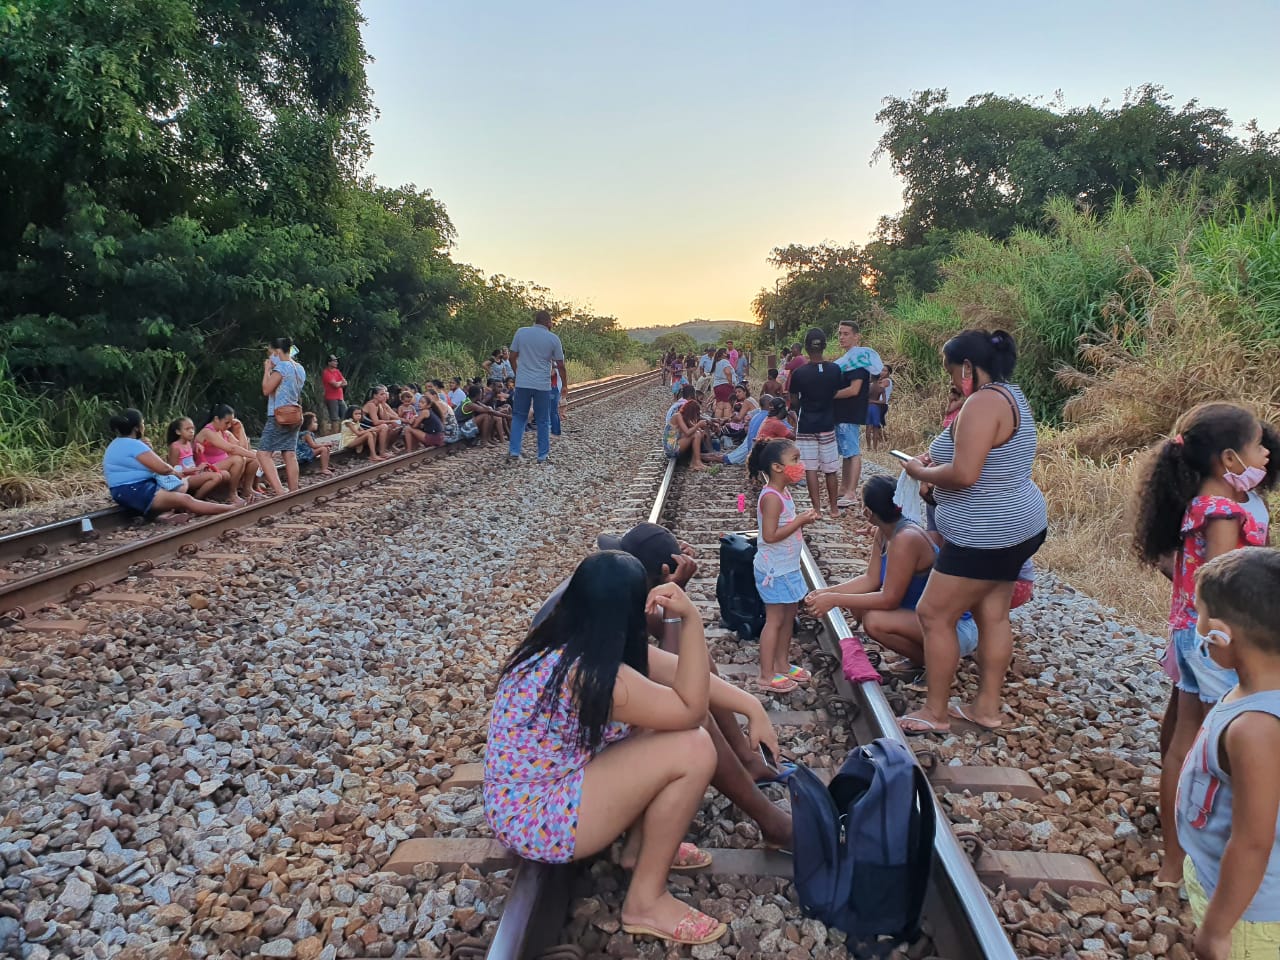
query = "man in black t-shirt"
xmin=787 ymin=327 xmax=854 ymax=519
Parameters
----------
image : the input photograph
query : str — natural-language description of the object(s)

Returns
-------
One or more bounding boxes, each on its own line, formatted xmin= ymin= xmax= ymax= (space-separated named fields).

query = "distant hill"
xmin=625 ymin=319 xmax=756 ymax=345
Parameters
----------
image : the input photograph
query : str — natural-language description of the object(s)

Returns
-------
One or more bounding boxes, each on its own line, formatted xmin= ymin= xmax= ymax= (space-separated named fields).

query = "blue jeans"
xmin=510 ymin=387 xmax=554 ymax=459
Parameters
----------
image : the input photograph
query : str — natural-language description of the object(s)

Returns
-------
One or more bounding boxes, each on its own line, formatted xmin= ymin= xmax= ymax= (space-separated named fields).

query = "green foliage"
xmin=870 ymin=85 xmax=1280 ymax=298
xmin=881 ymin=185 xmax=1280 ymax=420
xmin=752 ymin=243 xmax=875 ymax=345
xmin=649 ymin=331 xmax=699 ymax=357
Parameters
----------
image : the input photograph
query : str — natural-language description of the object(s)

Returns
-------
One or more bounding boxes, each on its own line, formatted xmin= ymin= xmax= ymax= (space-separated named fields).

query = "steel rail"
xmin=0 ymin=370 xmax=658 ymax=623
xmin=485 ymin=457 xmax=679 ymax=960
xmin=797 ymin=542 xmax=1017 ymax=960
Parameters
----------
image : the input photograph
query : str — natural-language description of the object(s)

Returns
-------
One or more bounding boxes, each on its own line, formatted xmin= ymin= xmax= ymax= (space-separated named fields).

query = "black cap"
xmin=597 ymin=523 xmax=681 ymax=580
xmin=327 ymin=354 xmax=339 ymax=362
xmin=804 ymin=327 xmax=827 ymax=351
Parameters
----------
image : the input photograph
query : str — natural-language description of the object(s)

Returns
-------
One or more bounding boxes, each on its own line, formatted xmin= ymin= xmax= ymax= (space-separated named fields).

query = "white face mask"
xmin=1194 ymin=626 xmax=1231 ymax=660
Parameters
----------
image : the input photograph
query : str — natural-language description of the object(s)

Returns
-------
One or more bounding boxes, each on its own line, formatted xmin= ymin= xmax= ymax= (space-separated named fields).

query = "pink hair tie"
xmin=1172 ymin=434 xmax=1184 ymax=446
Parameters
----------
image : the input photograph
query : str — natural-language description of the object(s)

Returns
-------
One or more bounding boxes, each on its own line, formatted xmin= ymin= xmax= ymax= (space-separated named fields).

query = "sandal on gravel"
xmin=947 ymin=703 xmax=1004 ymax=732
xmin=622 ymin=907 xmax=726 ymax=945
xmin=670 ymin=842 xmax=713 ymax=872
xmin=784 ymin=664 xmax=812 ymax=684
xmin=899 ymin=713 xmax=949 ymax=736
xmin=756 ymin=674 xmax=798 ymax=694
xmin=836 ymin=496 xmax=857 ymax=508
xmin=754 ymin=760 xmax=798 ymax=786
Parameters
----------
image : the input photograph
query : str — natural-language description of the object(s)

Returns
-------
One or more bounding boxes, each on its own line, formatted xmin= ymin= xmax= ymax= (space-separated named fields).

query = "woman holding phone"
xmin=484 ymin=551 xmax=778 ymax=946
xmin=897 ymin=329 xmax=1046 ymax=735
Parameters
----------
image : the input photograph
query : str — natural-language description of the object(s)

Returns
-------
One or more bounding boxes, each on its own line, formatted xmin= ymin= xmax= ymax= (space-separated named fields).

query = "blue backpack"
xmin=787 ymin=738 xmax=935 ymax=943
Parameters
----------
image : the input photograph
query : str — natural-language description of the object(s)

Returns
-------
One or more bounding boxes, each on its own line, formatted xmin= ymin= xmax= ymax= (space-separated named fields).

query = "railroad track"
xmin=480 ymin=453 xmax=1017 ymax=960
xmin=0 ymin=370 xmax=658 ymax=626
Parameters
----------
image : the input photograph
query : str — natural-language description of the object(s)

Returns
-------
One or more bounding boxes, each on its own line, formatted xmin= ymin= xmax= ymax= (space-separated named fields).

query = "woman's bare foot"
xmin=319 ymin=469 xmax=334 ymax=476
xmin=230 ymin=496 xmax=248 ymax=508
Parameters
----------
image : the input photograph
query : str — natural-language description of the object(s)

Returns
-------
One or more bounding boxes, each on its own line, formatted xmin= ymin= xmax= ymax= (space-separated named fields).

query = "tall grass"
xmin=0 ymin=363 xmax=110 ymax=508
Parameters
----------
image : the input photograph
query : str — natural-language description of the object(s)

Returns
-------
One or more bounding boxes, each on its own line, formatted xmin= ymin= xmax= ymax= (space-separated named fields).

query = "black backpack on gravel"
xmin=788 ymin=738 xmax=935 ymax=945
xmin=716 ymin=533 xmax=766 ymax=642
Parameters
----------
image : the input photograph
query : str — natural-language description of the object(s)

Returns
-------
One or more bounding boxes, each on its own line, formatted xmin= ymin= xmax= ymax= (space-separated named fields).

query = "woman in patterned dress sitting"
xmin=483 ymin=551 xmax=779 ymax=946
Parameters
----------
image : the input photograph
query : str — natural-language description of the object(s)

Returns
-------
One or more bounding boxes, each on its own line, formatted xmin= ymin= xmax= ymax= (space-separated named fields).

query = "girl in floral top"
xmin=484 ymin=552 xmax=777 ymax=946
xmin=1132 ymin=402 xmax=1279 ymax=887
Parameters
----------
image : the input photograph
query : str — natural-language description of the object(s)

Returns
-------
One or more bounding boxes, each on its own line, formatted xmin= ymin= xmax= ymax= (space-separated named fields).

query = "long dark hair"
xmin=767 ymin=396 xmax=787 ymax=419
xmin=205 ymin=403 xmax=235 ymax=427
xmin=501 ymin=551 xmax=651 ymax=752
xmin=164 ymin=418 xmax=192 ymax=445
xmin=1132 ymin=402 xmax=1280 ymax=565
xmin=943 ymin=329 xmax=1017 ymax=382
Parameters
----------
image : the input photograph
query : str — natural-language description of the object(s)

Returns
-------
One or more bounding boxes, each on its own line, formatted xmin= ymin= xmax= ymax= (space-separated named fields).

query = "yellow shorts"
xmin=1185 ymin=857 xmax=1280 ymax=958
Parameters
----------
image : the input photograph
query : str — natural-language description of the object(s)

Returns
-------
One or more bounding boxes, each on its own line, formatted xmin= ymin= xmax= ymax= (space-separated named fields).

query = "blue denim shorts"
xmin=1172 ymin=626 xmax=1238 ymax=704
xmin=109 ymin=480 xmax=158 ymax=515
xmin=956 ymin=614 xmax=978 ymax=657
xmin=754 ymin=567 xmax=808 ymax=605
xmin=835 ymin=422 xmax=861 ymax=457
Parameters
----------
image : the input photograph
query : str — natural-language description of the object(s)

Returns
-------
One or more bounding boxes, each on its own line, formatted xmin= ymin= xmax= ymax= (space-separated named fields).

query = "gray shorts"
xmin=258 ymin=418 xmax=300 ymax=453
xmin=325 ymin=399 xmax=345 ymax=423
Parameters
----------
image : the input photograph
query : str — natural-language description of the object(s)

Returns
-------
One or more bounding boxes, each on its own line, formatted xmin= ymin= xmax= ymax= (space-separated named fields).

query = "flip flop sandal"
xmin=669 ymin=842 xmax=713 ymax=871
xmin=784 ymin=665 xmax=812 ymax=684
xmin=755 ymin=675 xmax=798 ymax=693
xmin=753 ymin=760 xmax=798 ymax=786
xmin=836 ymin=497 xmax=857 ymax=507
xmin=947 ymin=704 xmax=1004 ymax=733
xmin=898 ymin=714 xmax=950 ymax=737
xmin=622 ymin=907 xmax=727 ymax=946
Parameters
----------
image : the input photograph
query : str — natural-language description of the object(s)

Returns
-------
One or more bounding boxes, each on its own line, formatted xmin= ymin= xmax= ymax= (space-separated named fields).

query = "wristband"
xmin=662 ymin=617 xmax=683 ymax=624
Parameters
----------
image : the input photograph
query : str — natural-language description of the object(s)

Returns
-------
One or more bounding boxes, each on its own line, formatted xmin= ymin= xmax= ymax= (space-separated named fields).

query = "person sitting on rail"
xmin=528 ymin=523 xmax=794 ymax=851
xmin=1174 ymin=548 xmax=1280 ymax=960
xmin=451 ymin=388 xmax=481 ymax=442
xmin=362 ymin=386 xmax=403 ymax=451
xmin=393 ymin=389 xmax=432 ymax=453
xmin=105 ymin=410 xmax=237 ymax=519
xmin=803 ymin=475 xmax=978 ymax=673
xmin=408 ymin=395 xmax=447 ymax=448
xmin=422 ymin=387 xmax=461 ymax=444
xmin=446 ymin=377 xmax=467 ymax=408
xmin=724 ymin=394 xmax=773 ymax=467
xmin=195 ymin=405 xmax=260 ymax=505
xmin=754 ymin=396 xmax=795 ymax=442
xmin=460 ymin=384 xmax=509 ymax=442
xmin=165 ymin=417 xmax=232 ymax=501
xmin=295 ymin=413 xmax=334 ymax=475
xmin=339 ymin=405 xmax=387 ymax=461
xmin=485 ymin=551 xmax=774 ymax=947
xmin=667 ymin=398 xmax=719 ymax=470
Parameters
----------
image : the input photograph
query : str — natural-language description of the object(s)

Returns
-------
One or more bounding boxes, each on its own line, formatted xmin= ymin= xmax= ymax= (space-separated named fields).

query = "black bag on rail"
xmin=788 ymin=738 xmax=935 ymax=944
xmin=715 ymin=533 xmax=766 ymax=642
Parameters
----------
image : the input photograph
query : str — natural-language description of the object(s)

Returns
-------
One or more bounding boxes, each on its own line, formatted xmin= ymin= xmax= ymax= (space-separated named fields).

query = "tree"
xmin=869 ymin=85 xmax=1280 ymax=298
xmin=752 ymin=243 xmax=875 ymax=344
xmin=650 ymin=332 xmax=698 ymax=357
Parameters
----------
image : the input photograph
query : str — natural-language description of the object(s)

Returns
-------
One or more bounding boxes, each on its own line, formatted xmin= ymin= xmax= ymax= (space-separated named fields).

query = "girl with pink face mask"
xmin=1132 ymin=402 xmax=1279 ymax=889
xmin=747 ymin=438 xmax=819 ymax=694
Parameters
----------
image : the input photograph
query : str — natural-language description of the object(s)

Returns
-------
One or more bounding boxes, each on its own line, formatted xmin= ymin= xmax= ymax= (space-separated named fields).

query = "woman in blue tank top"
xmin=804 ymin=476 xmax=977 ymax=669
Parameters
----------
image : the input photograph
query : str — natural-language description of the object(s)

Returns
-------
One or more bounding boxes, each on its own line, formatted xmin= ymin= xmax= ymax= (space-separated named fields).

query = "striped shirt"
xmin=928 ymin=383 xmax=1046 ymax=549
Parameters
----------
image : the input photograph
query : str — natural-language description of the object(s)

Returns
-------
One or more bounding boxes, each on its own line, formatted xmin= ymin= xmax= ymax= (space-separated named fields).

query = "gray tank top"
xmin=928 ymin=382 xmax=1046 ymax=548
xmin=1176 ymin=688 xmax=1280 ymax=921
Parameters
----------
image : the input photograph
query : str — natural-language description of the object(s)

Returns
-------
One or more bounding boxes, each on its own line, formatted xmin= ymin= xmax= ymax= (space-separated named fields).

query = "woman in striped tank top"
xmin=900 ymin=329 xmax=1047 ymax=735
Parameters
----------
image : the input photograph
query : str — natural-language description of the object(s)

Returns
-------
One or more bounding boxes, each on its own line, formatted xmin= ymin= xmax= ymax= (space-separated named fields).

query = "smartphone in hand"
xmin=890 ymin=449 xmax=913 ymax=463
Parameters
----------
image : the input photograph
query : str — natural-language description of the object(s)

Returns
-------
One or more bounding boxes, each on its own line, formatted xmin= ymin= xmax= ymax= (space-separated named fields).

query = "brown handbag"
xmin=273 ymin=362 xmax=303 ymax=427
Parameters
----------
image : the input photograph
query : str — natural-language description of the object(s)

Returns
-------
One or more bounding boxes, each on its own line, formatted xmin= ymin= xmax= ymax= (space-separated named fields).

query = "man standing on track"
xmin=788 ymin=327 xmax=859 ymax=520
xmin=832 ymin=320 xmax=884 ymax=507
xmin=508 ymin=309 xmax=567 ymax=464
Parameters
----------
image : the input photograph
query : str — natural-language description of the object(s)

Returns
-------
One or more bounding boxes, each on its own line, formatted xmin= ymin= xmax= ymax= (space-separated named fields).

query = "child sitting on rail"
xmin=748 ymin=438 xmax=819 ymax=693
xmin=165 ymin=417 xmax=231 ymax=501
xmin=339 ymin=405 xmax=387 ymax=461
xmin=1131 ymin=402 xmax=1278 ymax=888
xmin=295 ymin=413 xmax=334 ymax=474
xmin=1176 ymin=548 xmax=1280 ymax=960
xmin=485 ymin=553 xmax=773 ymax=946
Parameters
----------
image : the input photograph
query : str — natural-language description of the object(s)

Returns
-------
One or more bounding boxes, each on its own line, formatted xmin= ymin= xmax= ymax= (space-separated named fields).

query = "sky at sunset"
xmin=360 ymin=0 xmax=1280 ymax=329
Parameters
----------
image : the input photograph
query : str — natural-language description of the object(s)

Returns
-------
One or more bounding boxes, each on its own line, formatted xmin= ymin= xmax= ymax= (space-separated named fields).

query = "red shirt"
xmin=1169 ymin=495 xmax=1267 ymax=630
xmin=322 ymin=367 xmax=345 ymax=401
xmin=755 ymin=418 xmax=794 ymax=441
